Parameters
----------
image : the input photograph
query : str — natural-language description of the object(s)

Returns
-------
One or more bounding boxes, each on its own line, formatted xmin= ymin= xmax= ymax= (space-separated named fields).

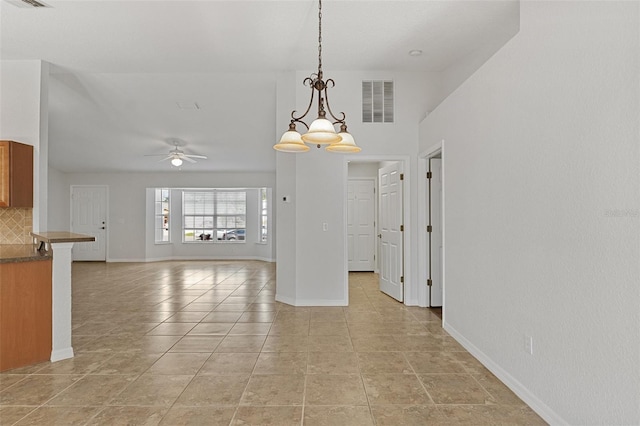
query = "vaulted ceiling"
xmin=1 ymin=0 xmax=520 ymax=173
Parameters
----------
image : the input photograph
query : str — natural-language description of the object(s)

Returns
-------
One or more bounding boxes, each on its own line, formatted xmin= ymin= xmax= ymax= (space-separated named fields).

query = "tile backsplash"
xmin=0 ymin=208 xmax=33 ymax=244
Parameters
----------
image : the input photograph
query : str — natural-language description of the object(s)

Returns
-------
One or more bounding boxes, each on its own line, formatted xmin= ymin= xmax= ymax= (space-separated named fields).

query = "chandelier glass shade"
xmin=326 ymin=124 xmax=360 ymax=153
xmin=274 ymin=0 xmax=360 ymax=154
xmin=301 ymin=117 xmax=342 ymax=145
xmin=274 ymin=123 xmax=311 ymax=153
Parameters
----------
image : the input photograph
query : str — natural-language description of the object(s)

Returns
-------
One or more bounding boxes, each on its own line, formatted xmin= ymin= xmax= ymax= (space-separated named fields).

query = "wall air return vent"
xmin=362 ymin=80 xmax=394 ymax=123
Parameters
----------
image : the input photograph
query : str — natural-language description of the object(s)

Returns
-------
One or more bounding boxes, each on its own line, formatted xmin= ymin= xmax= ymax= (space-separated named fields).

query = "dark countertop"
xmin=0 ymin=245 xmax=52 ymax=264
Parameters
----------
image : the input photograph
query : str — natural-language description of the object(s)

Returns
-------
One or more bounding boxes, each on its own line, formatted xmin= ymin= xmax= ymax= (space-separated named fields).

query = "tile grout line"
xmin=4 ymin=266 xmax=540 ymax=424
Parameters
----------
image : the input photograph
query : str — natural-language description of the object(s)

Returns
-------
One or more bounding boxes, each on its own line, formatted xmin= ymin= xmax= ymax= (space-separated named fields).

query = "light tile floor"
xmin=0 ymin=261 xmax=546 ymax=425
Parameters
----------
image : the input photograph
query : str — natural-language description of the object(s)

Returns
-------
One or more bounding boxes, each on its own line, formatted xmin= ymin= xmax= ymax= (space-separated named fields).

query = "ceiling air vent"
xmin=362 ymin=80 xmax=394 ymax=123
xmin=7 ymin=0 xmax=49 ymax=7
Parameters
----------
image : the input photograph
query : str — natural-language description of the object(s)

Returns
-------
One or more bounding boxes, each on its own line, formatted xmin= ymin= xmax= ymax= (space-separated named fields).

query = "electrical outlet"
xmin=524 ymin=335 xmax=533 ymax=355
xmin=322 ymin=222 xmax=328 ymax=231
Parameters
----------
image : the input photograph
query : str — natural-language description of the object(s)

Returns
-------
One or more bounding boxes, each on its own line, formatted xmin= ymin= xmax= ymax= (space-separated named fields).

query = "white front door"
xmin=378 ymin=163 xmax=404 ymax=302
xmin=348 ymin=179 xmax=375 ymax=271
xmin=429 ymin=158 xmax=443 ymax=307
xmin=71 ymin=186 xmax=107 ymax=261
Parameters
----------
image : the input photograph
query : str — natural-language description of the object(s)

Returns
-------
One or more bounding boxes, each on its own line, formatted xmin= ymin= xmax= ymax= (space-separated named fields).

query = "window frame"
xmin=181 ymin=189 xmax=247 ymax=243
xmin=259 ymin=188 xmax=268 ymax=244
xmin=154 ymin=188 xmax=171 ymax=244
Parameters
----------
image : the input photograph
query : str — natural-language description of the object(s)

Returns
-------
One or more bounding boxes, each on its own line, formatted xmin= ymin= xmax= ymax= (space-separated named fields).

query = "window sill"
xmin=181 ymin=241 xmax=246 ymax=244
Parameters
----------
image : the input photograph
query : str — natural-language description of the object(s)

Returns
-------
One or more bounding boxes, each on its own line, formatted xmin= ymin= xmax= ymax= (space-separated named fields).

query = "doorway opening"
xmin=419 ymin=141 xmax=445 ymax=318
xmin=427 ymin=154 xmax=443 ymax=308
xmin=347 ymin=178 xmax=376 ymax=272
xmin=345 ymin=157 xmax=411 ymax=305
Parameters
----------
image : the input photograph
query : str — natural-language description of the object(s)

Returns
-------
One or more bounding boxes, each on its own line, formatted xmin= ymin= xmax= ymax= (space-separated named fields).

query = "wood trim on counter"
xmin=0 ymin=259 xmax=52 ymax=371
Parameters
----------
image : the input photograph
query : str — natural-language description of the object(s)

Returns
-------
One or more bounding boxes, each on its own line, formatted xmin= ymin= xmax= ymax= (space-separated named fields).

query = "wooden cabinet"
xmin=0 ymin=140 xmax=34 ymax=208
xmin=0 ymin=259 xmax=52 ymax=371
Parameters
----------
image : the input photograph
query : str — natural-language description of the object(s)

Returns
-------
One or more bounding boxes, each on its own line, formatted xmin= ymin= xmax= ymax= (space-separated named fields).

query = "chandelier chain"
xmin=273 ymin=0 xmax=360 ymax=153
xmin=318 ymin=0 xmax=322 ymax=73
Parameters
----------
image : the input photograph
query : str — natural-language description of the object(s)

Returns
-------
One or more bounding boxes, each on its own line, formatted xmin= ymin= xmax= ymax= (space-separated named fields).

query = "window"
xmin=182 ymin=190 xmax=246 ymax=242
xmin=260 ymin=188 xmax=268 ymax=243
xmin=154 ymin=188 xmax=170 ymax=243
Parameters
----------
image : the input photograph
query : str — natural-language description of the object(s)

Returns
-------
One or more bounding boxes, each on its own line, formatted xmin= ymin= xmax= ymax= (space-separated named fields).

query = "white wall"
xmin=52 ymin=171 xmax=275 ymax=262
xmin=47 ymin=166 xmax=69 ymax=231
xmin=295 ymin=152 xmax=347 ymax=304
xmin=274 ymin=71 xmax=298 ymax=304
xmin=347 ymin=162 xmax=378 ymax=180
xmin=437 ymin=6 xmax=520 ymax=113
xmin=0 ymin=60 xmax=49 ymax=231
xmin=419 ymin=1 xmax=640 ymax=424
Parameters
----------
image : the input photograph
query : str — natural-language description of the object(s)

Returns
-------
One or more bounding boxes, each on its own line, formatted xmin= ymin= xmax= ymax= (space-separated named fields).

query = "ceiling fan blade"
xmin=145 ymin=143 xmax=204 ymax=165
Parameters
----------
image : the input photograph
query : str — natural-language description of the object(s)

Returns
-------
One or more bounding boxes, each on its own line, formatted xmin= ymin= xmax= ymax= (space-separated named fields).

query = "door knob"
xmin=378 ymin=234 xmax=382 ymax=238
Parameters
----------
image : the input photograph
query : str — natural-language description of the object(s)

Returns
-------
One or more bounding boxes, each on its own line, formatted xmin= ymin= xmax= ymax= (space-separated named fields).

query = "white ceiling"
xmin=1 ymin=0 xmax=520 ymax=173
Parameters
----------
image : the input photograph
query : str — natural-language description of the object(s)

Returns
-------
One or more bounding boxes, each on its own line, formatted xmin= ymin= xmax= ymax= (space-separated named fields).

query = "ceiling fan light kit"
xmin=274 ymin=0 xmax=361 ymax=154
xmin=145 ymin=141 xmax=207 ymax=167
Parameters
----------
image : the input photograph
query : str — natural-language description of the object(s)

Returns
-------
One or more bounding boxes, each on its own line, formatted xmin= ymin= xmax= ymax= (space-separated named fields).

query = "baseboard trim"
xmin=275 ymin=294 xmax=296 ymax=306
xmin=107 ymin=256 xmax=275 ymax=263
xmin=404 ymin=297 xmax=420 ymax=306
xmin=50 ymin=347 xmax=74 ymax=363
xmin=443 ymin=321 xmax=567 ymax=425
xmin=106 ymin=258 xmax=147 ymax=263
xmin=275 ymin=294 xmax=348 ymax=307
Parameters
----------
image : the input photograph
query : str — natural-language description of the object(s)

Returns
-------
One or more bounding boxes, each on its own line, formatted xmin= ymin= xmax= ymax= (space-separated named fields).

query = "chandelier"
xmin=273 ymin=0 xmax=361 ymax=153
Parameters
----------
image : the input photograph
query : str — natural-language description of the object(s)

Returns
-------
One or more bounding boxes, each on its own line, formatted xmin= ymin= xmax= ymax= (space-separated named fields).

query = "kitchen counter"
xmin=0 ymin=232 xmax=94 ymax=263
xmin=30 ymin=232 xmax=95 ymax=255
xmin=30 ymin=231 xmax=95 ymax=244
xmin=0 ymin=244 xmax=51 ymax=263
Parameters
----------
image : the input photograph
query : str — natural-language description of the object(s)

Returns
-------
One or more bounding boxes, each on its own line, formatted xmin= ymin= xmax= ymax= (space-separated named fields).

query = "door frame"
xmin=342 ymin=155 xmax=413 ymax=304
xmin=418 ymin=140 xmax=446 ymax=311
xmin=70 ymin=185 xmax=109 ymax=261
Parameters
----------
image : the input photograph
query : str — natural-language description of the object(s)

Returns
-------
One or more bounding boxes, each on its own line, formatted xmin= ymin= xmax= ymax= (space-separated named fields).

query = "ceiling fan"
xmin=145 ymin=141 xmax=207 ymax=167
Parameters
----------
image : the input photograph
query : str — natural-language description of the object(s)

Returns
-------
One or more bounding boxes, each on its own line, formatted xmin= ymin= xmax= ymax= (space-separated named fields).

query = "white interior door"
xmin=348 ymin=179 xmax=375 ymax=271
xmin=71 ymin=186 xmax=107 ymax=261
xmin=378 ymin=163 xmax=404 ymax=302
xmin=429 ymin=158 xmax=443 ymax=307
